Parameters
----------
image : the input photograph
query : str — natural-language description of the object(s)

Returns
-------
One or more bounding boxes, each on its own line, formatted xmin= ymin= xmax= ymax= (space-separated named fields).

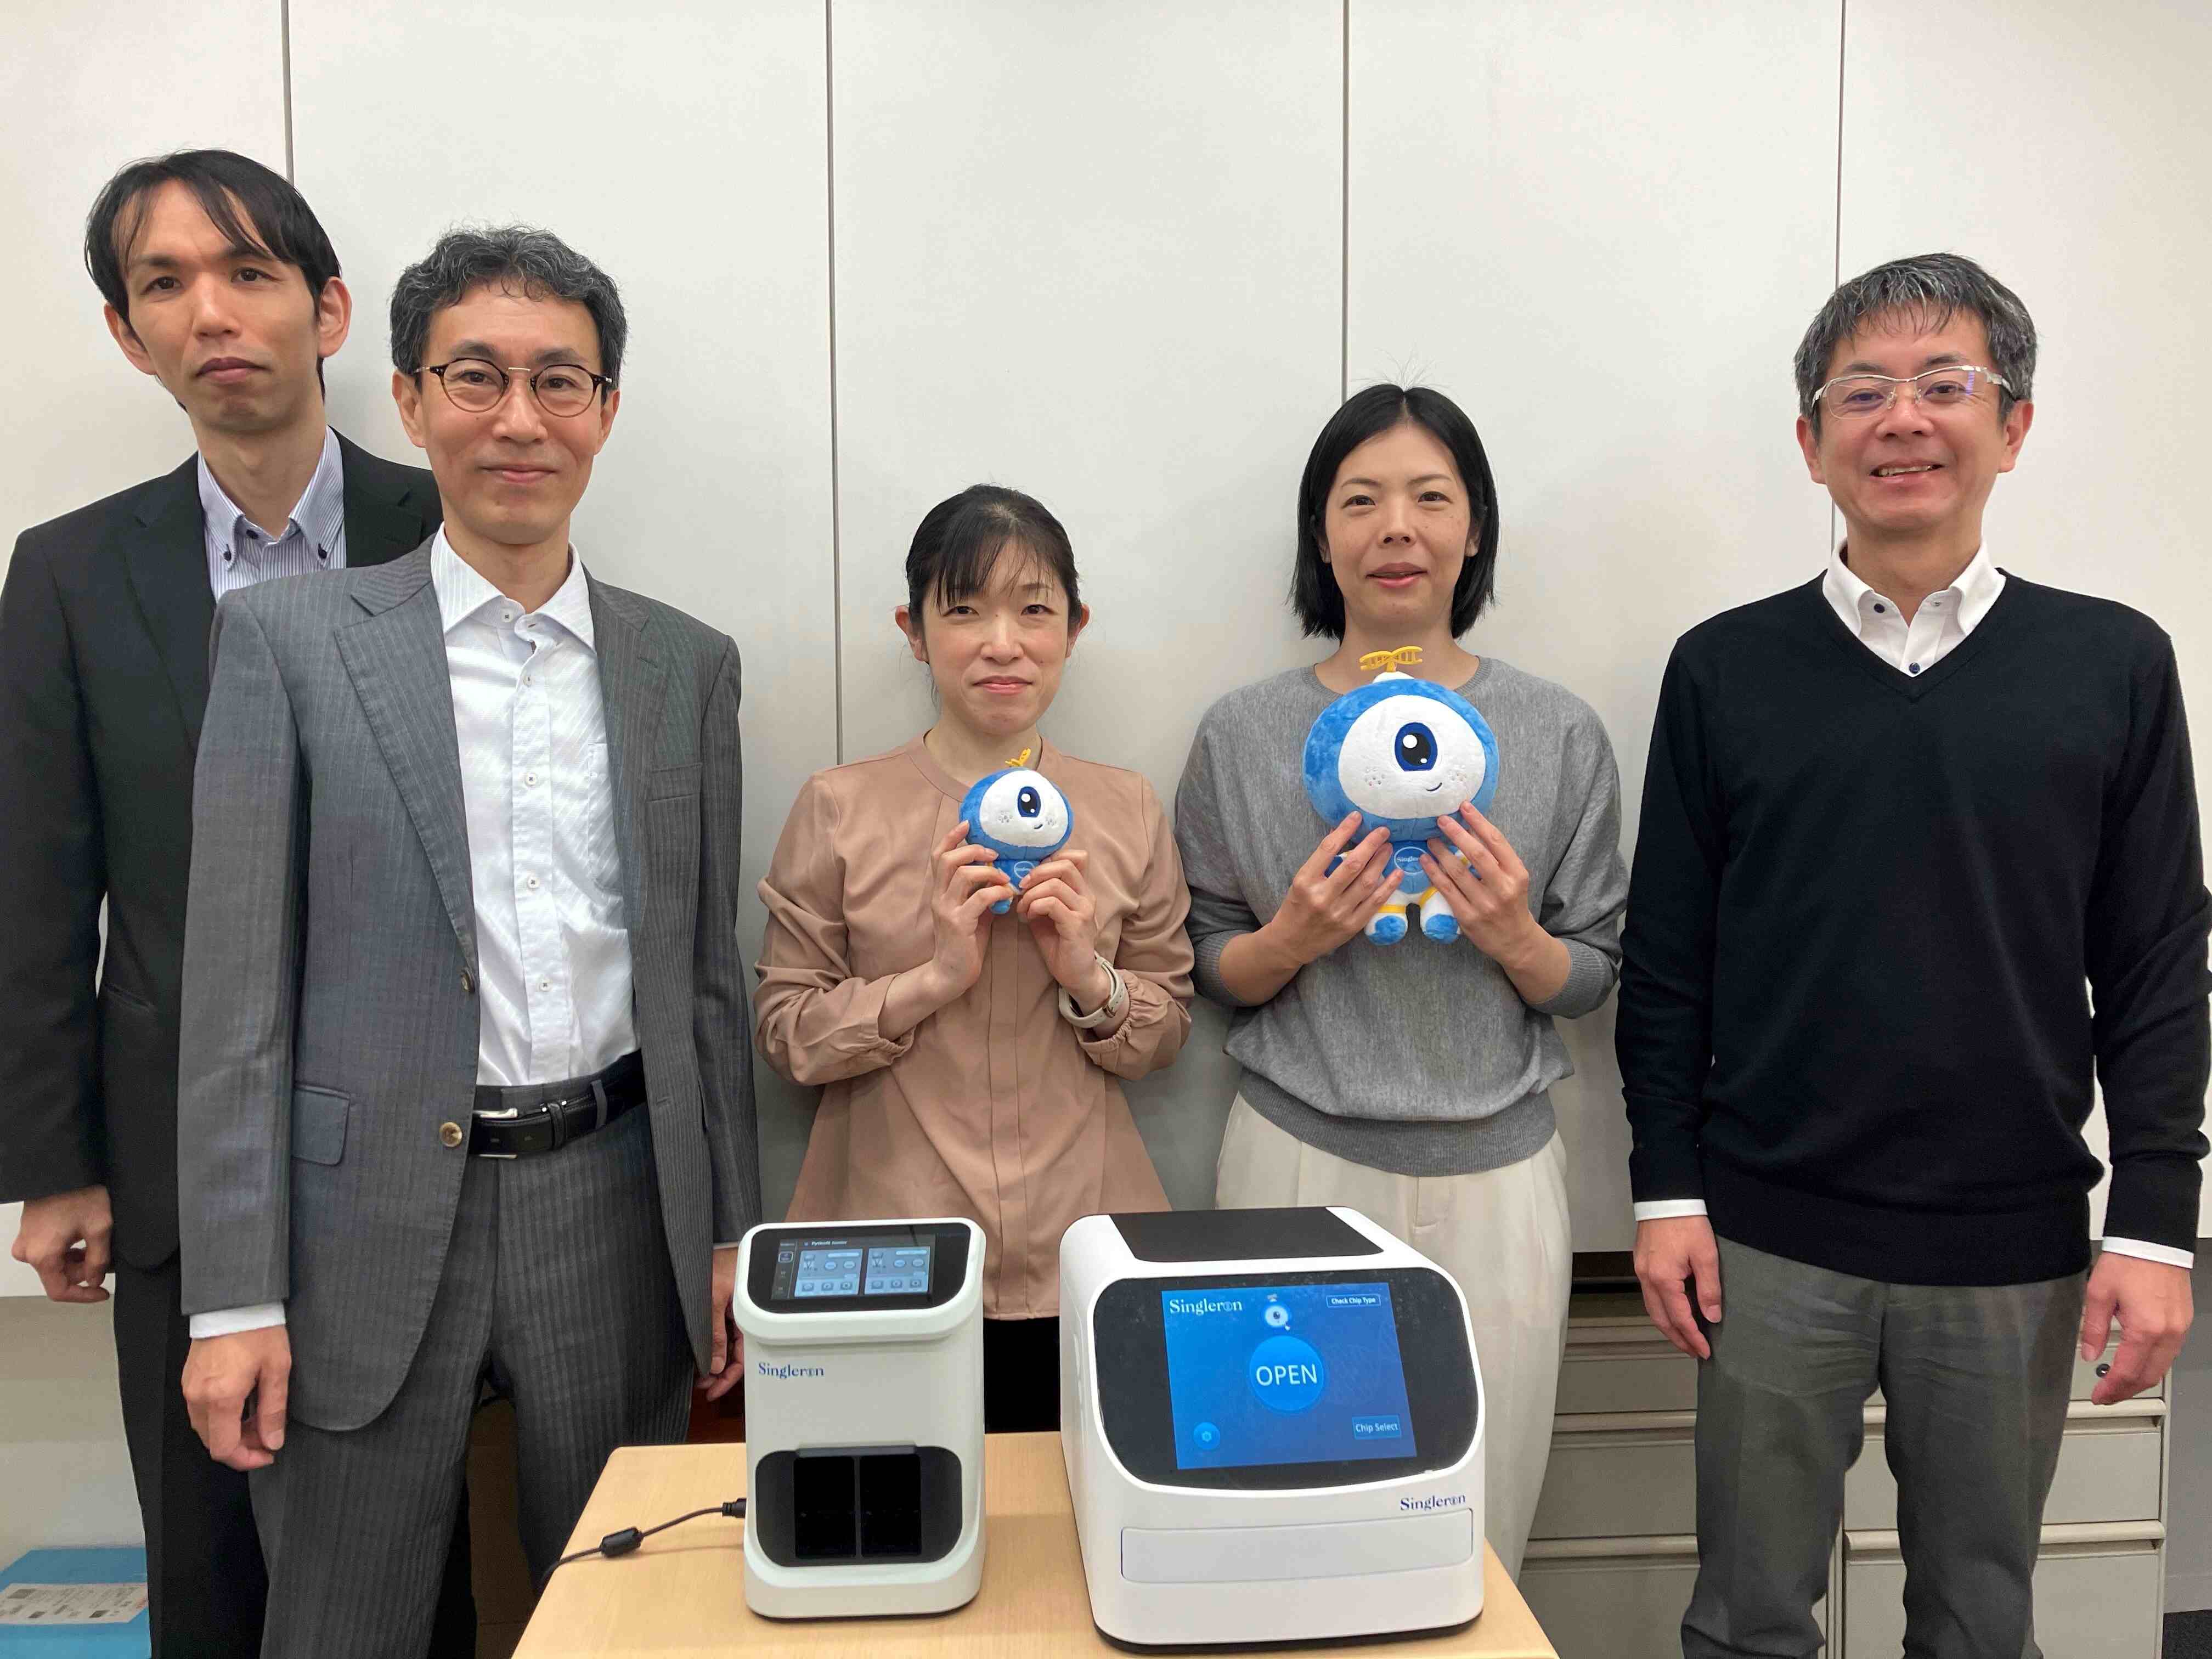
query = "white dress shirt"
xmin=200 ymin=426 xmax=347 ymax=598
xmin=192 ymin=533 xmax=641 ymax=1338
xmin=1634 ymin=545 xmax=2192 ymax=1271
xmin=432 ymin=533 xmax=637 ymax=1087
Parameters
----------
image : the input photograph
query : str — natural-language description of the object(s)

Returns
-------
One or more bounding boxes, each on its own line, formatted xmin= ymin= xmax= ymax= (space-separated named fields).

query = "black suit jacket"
xmin=0 ymin=435 xmax=440 ymax=1267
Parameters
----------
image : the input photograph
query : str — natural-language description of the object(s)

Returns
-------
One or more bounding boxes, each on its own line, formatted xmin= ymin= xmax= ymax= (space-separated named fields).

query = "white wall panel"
xmin=0 ymin=1303 xmax=140 ymax=1555
xmin=1839 ymin=0 xmax=2212 ymax=1237
xmin=289 ymin=1 xmax=837 ymax=1212
xmin=1346 ymin=1 xmax=1841 ymax=1251
xmin=0 ymin=2 xmax=286 ymax=541
xmin=829 ymin=0 xmax=1344 ymax=1202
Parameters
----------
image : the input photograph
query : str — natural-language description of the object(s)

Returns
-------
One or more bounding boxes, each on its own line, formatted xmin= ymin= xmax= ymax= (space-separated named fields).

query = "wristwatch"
xmin=1058 ymin=952 xmax=1128 ymax=1030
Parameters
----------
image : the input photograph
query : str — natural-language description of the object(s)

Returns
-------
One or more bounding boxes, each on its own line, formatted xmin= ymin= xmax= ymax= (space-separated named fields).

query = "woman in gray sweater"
xmin=1173 ymin=383 xmax=1627 ymax=1576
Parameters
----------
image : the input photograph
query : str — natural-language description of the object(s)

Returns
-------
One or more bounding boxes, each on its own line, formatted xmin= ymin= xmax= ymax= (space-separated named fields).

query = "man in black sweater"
xmin=1618 ymin=252 xmax=2209 ymax=1658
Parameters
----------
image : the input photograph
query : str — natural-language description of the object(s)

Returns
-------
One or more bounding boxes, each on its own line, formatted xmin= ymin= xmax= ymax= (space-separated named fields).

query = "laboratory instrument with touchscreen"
xmin=1059 ymin=1206 xmax=1485 ymax=1647
xmin=732 ymin=1217 xmax=985 ymax=1618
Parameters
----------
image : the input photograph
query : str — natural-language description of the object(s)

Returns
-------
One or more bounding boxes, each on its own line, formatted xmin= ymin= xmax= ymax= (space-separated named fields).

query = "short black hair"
xmin=1794 ymin=251 xmax=2036 ymax=436
xmin=85 ymin=149 xmax=340 ymax=326
xmin=905 ymin=485 xmax=1080 ymax=624
xmin=390 ymin=225 xmax=627 ymax=389
xmin=1291 ymin=383 xmax=1500 ymax=640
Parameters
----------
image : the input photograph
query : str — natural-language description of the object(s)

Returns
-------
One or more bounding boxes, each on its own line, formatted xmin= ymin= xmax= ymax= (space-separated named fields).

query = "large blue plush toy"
xmin=1302 ymin=647 xmax=1500 ymax=945
xmin=960 ymin=748 xmax=1075 ymax=915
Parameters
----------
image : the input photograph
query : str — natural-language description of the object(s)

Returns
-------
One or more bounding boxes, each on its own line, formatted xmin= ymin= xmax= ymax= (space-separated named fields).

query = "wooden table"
xmin=516 ymin=1434 xmax=1557 ymax=1656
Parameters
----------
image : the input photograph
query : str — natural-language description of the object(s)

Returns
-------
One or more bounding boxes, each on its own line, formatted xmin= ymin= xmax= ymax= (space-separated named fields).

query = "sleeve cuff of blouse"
xmin=1633 ymin=1199 xmax=1711 ymax=1222
xmin=836 ymin=975 xmax=921 ymax=1072
xmin=190 ymin=1302 xmax=287 ymax=1339
xmin=1527 ymin=938 xmax=1615 ymax=1018
xmin=2101 ymin=1235 xmax=2196 ymax=1269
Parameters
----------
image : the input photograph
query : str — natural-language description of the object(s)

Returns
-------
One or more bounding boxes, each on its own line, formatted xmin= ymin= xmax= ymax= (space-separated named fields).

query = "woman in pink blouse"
xmin=754 ymin=485 xmax=1193 ymax=1431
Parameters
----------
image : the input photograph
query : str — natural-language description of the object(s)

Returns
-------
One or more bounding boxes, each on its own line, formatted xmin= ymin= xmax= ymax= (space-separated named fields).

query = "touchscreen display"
xmin=1160 ymin=1282 xmax=1416 ymax=1471
xmin=786 ymin=1242 xmax=933 ymax=1299
xmin=863 ymin=1244 xmax=933 ymax=1295
xmin=793 ymin=1247 xmax=862 ymax=1297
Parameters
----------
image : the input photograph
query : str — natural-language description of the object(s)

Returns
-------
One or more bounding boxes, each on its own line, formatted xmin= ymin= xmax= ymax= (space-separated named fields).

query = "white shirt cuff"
xmin=2100 ymin=1236 xmax=2196 ymax=1270
xmin=189 ymin=1302 xmax=287 ymax=1339
xmin=1633 ymin=1199 xmax=1710 ymax=1221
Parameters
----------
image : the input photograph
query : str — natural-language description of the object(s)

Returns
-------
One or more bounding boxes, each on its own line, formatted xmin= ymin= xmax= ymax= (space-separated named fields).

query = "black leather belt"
xmin=469 ymin=1052 xmax=645 ymax=1158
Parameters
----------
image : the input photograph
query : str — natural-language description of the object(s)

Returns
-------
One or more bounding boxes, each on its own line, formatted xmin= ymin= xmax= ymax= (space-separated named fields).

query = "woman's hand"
xmin=926 ymin=821 xmax=1011 ymax=995
xmin=1014 ymin=846 xmax=1110 ymax=1009
xmin=1422 ymin=804 xmax=1570 ymax=1001
xmin=883 ymin=822 xmax=1010 ymax=1037
xmin=1260 ymin=813 xmax=1403 ymax=967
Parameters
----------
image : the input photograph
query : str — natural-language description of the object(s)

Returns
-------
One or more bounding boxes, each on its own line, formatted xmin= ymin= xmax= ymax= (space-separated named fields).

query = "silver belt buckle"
xmin=475 ymin=1102 xmax=522 ymax=1159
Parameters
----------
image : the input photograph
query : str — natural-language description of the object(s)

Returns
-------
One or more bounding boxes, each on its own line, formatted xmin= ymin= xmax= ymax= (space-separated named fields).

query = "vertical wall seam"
xmin=1830 ymin=0 xmax=1847 ymax=552
xmin=825 ymin=0 xmax=845 ymax=763
xmin=1340 ymin=0 xmax=1350 ymax=403
xmin=1833 ymin=0 xmax=1847 ymax=286
xmin=280 ymin=0 xmax=295 ymax=179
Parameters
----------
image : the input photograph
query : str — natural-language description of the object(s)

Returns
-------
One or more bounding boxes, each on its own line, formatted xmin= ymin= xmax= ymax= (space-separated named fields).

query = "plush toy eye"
xmin=974 ymin=769 xmax=1071 ymax=848
xmin=1394 ymin=723 xmax=1437 ymax=772
xmin=1334 ymin=692 xmax=1489 ymax=823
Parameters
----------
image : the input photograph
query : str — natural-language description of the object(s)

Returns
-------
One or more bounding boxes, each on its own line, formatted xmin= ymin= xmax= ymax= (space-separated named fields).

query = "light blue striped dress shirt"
xmin=198 ymin=425 xmax=347 ymax=597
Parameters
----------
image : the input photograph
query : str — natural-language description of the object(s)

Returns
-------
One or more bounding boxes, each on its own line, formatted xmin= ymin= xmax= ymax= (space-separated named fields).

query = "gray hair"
xmin=1792 ymin=252 xmax=2035 ymax=431
xmin=390 ymin=224 xmax=627 ymax=388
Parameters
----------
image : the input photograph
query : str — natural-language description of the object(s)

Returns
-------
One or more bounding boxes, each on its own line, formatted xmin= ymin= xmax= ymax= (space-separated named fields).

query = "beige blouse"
xmin=755 ymin=736 xmax=1193 ymax=1317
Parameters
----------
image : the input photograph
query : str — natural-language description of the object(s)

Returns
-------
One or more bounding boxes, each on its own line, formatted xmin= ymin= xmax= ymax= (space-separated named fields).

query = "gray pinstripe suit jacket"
xmin=175 ymin=541 xmax=760 ymax=1431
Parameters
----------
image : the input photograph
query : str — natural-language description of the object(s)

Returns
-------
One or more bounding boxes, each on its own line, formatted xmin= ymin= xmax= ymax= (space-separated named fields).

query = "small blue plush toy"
xmin=959 ymin=748 xmax=1075 ymax=915
xmin=1302 ymin=647 xmax=1501 ymax=945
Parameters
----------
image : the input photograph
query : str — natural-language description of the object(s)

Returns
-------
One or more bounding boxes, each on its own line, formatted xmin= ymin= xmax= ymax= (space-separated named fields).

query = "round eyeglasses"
xmin=422 ymin=358 xmax=613 ymax=417
xmin=1813 ymin=364 xmax=2010 ymax=420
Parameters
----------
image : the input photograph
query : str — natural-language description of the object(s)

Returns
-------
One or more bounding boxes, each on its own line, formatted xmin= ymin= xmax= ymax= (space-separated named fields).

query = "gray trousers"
xmin=250 ymin=1104 xmax=694 ymax=1659
xmin=1683 ymin=1238 xmax=2084 ymax=1659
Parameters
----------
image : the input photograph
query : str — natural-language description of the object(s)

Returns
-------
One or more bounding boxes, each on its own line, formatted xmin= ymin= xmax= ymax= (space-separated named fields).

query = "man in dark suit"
xmin=174 ymin=224 xmax=759 ymax=1657
xmin=0 ymin=150 xmax=471 ymax=1657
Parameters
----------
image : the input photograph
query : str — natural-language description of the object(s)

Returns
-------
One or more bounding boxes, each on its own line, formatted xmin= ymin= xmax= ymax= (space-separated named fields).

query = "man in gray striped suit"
xmin=174 ymin=225 xmax=759 ymax=1657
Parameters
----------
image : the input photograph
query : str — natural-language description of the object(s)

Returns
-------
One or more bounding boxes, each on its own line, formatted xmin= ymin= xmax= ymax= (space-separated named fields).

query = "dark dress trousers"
xmin=0 ymin=436 xmax=474 ymax=1657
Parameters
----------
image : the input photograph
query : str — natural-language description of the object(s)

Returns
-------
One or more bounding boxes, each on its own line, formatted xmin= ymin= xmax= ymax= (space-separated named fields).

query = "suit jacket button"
xmin=439 ymin=1121 xmax=465 ymax=1149
xmin=461 ymin=969 xmax=475 ymax=994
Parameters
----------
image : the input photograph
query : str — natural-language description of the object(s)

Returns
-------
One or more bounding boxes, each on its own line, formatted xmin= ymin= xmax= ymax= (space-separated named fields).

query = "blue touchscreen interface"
xmin=1159 ymin=1282 xmax=1417 ymax=1471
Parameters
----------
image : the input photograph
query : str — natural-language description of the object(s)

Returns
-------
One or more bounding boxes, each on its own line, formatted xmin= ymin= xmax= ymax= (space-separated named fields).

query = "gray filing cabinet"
xmin=1517 ymin=1292 xmax=2169 ymax=1657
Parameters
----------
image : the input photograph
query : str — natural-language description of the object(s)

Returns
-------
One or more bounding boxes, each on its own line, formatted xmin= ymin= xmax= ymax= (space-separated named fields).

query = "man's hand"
xmin=183 ymin=1327 xmax=292 ymax=1470
xmin=10 ymin=1185 xmax=113 ymax=1304
xmin=2081 ymin=1251 xmax=2193 ymax=1406
xmin=1634 ymin=1215 xmax=1723 ymax=1360
xmin=702 ymin=1245 xmax=745 ymax=1402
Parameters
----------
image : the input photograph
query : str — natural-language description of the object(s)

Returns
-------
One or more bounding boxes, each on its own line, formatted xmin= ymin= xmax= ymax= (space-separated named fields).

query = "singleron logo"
xmin=755 ymin=1361 xmax=826 ymax=1380
xmin=1398 ymin=1492 xmax=1468 ymax=1513
xmin=1164 ymin=1294 xmax=1246 ymax=1317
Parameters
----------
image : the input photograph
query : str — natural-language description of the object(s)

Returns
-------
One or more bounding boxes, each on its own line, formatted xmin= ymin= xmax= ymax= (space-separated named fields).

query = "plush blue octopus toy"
xmin=960 ymin=749 xmax=1075 ymax=915
xmin=1302 ymin=648 xmax=1501 ymax=944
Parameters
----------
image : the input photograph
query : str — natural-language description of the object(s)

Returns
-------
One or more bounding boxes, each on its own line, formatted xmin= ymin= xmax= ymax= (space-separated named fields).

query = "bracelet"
xmin=1058 ymin=952 xmax=1128 ymax=1030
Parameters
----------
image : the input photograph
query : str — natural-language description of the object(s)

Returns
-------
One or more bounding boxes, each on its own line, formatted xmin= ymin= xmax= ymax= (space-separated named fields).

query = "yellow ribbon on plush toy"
xmin=1359 ymin=646 xmax=1425 ymax=675
xmin=1006 ymin=747 xmax=1032 ymax=769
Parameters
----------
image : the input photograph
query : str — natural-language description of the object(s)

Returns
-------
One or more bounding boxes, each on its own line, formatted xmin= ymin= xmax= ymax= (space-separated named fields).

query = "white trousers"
xmin=1213 ymin=1097 xmax=1571 ymax=1578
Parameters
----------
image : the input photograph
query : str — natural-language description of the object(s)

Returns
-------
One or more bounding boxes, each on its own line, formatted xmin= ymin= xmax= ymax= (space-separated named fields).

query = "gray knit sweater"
xmin=1174 ymin=659 xmax=1628 ymax=1176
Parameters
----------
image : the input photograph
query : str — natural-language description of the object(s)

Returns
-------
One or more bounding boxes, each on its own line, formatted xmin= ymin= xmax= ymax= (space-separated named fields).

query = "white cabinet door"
xmin=1844 ymin=1403 xmax=2165 ymax=1532
xmin=1842 ymin=1528 xmax=2163 ymax=1659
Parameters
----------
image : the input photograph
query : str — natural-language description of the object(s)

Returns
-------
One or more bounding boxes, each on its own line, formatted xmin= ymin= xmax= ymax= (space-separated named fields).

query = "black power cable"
xmin=539 ymin=1497 xmax=747 ymax=1589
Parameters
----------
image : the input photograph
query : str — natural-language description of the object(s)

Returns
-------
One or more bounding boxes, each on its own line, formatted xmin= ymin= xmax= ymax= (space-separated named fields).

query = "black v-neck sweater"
xmin=1618 ymin=575 xmax=2210 ymax=1285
